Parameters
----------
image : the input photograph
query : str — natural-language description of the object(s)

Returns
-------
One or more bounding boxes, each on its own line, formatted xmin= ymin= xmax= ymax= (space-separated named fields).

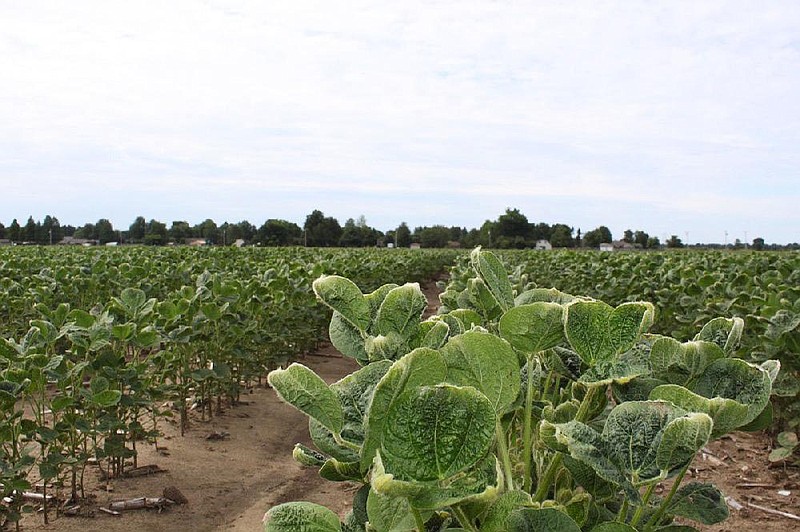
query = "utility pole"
xmin=724 ymin=231 xmax=728 ymax=248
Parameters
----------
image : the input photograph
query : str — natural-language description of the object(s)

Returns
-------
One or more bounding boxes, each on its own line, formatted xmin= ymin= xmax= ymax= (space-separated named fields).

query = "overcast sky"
xmin=2 ymin=1 xmax=799 ymax=244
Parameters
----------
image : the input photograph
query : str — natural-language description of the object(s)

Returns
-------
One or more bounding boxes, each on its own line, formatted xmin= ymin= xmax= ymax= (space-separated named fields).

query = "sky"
xmin=1 ymin=1 xmax=799 ymax=244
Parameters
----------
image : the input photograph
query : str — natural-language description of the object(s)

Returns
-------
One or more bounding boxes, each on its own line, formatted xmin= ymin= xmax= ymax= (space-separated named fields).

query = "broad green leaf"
xmin=471 ymin=248 xmax=514 ymax=312
xmin=332 ymin=360 xmax=392 ymax=448
xmin=694 ymin=317 xmax=743 ymax=355
xmin=419 ymin=320 xmax=449 ymax=350
xmin=292 ymin=443 xmax=326 ymax=467
xmin=366 ymin=488 xmax=419 ymax=532
xmin=739 ymin=402 xmax=773 ymax=432
xmin=562 ymin=456 xmax=614 ymax=499
xmin=447 ymin=309 xmax=482 ymax=330
xmin=693 ymin=358 xmax=772 ymax=427
xmin=375 ymin=284 xmax=426 ymax=341
xmin=329 ymin=311 xmax=368 ymax=364
xmin=649 ymin=384 xmax=749 ymax=438
xmin=263 ymin=501 xmax=341 ymax=532
xmin=91 ymin=389 xmax=122 ymax=408
xmin=380 ymin=384 xmax=495 ymax=482
xmin=590 ymin=524 xmax=638 ymax=532
xmin=667 ymin=482 xmax=729 ymax=525
xmin=480 ymin=490 xmax=532 ymax=532
xmin=268 ymin=363 xmax=343 ymax=435
xmin=656 ymin=413 xmax=713 ymax=472
xmin=112 ymin=323 xmax=135 ymax=341
xmin=319 ymin=458 xmax=361 ymax=482
xmin=440 ymin=330 xmax=520 ymax=414
xmin=506 ymin=508 xmax=581 ymax=532
xmin=364 ymin=283 xmax=400 ymax=325
xmin=310 ymin=418 xmax=358 ymax=463
xmin=564 ymin=301 xmax=654 ymax=366
xmin=768 ymin=447 xmax=794 ymax=462
xmin=467 ymin=278 xmax=503 ymax=321
xmin=514 ymin=287 xmax=576 ymax=306
xmin=313 ymin=275 xmax=370 ymax=332
xmin=361 ymin=348 xmax=448 ymax=470
xmin=365 ymin=333 xmax=407 ymax=362
xmin=499 ymin=302 xmax=564 ymax=354
xmin=649 ymin=338 xmax=724 ymax=386
xmin=777 ymin=431 xmax=798 ymax=448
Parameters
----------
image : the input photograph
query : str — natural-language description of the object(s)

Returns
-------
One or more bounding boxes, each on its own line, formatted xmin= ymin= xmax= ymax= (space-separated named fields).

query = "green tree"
xmin=8 ymin=219 xmax=20 ymax=242
xmin=395 ymin=222 xmax=411 ymax=248
xmin=583 ymin=226 xmax=612 ymax=248
xmin=129 ymin=216 xmax=147 ymax=242
xmin=40 ymin=215 xmax=63 ymax=245
xmin=416 ymin=225 xmax=451 ymax=248
xmin=647 ymin=236 xmax=660 ymax=248
xmin=752 ymin=237 xmax=765 ymax=251
xmin=257 ymin=219 xmax=302 ymax=246
xmin=0 ymin=222 xmax=5 ymax=239
xmin=549 ymin=224 xmax=574 ymax=248
xmin=623 ymin=229 xmax=634 ymax=243
xmin=494 ymin=208 xmax=532 ymax=248
xmin=168 ymin=221 xmax=191 ymax=243
xmin=194 ymin=219 xmax=219 ymax=244
xmin=23 ymin=216 xmax=37 ymax=242
xmin=634 ymin=230 xmax=650 ymax=248
xmin=303 ymin=210 xmax=342 ymax=247
xmin=145 ymin=219 xmax=167 ymax=245
xmin=96 ymin=219 xmax=116 ymax=244
xmin=666 ymin=235 xmax=684 ymax=248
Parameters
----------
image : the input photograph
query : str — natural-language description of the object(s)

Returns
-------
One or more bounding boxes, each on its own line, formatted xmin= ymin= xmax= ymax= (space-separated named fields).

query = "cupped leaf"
xmin=499 ymin=302 xmax=564 ymax=354
xmin=694 ymin=317 xmax=743 ymax=355
xmin=361 ymin=347 xmax=448 ymax=470
xmin=293 ymin=443 xmax=327 ymax=467
xmin=506 ymin=507 xmax=581 ymax=532
xmin=480 ymin=490 xmax=533 ymax=532
xmin=514 ymin=287 xmax=577 ymax=306
xmin=366 ymin=488 xmax=422 ymax=532
xmin=380 ymin=384 xmax=495 ymax=482
xmin=329 ymin=311 xmax=368 ymax=364
xmin=332 ymin=360 xmax=392 ymax=448
xmin=649 ymin=384 xmax=749 ymax=438
xmin=418 ymin=320 xmax=450 ymax=350
xmin=649 ymin=338 xmax=724 ymax=386
xmin=313 ymin=275 xmax=370 ymax=332
xmin=471 ymin=248 xmax=514 ymax=312
xmin=590 ymin=524 xmax=638 ymax=532
xmin=268 ymin=363 xmax=343 ymax=435
xmin=440 ymin=330 xmax=521 ymax=414
xmin=374 ymin=284 xmax=426 ymax=341
xmin=693 ymin=358 xmax=772 ymax=427
xmin=319 ymin=458 xmax=361 ymax=482
xmin=667 ymin=482 xmax=729 ymax=525
xmin=564 ymin=301 xmax=654 ymax=366
xmin=656 ymin=413 xmax=713 ymax=472
xmin=262 ymin=501 xmax=341 ymax=532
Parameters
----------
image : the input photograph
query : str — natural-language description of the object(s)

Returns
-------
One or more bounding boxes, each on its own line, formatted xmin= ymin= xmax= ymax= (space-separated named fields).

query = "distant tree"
xmin=549 ymin=224 xmax=574 ymax=248
xmin=40 ymin=215 xmax=63 ymax=244
xmin=145 ymin=219 xmax=167 ymax=245
xmin=647 ymin=236 xmax=660 ymax=249
xmin=0 ymin=222 xmax=5 ymax=239
xmin=623 ymin=229 xmax=634 ymax=244
xmin=575 ymin=228 xmax=582 ymax=247
xmin=96 ymin=219 xmax=116 ymax=244
xmin=304 ymin=210 xmax=342 ymax=247
xmin=339 ymin=218 xmax=362 ymax=247
xmin=8 ymin=219 xmax=20 ymax=242
xmin=235 ymin=220 xmax=256 ymax=242
xmin=531 ymin=222 xmax=551 ymax=242
xmin=194 ymin=219 xmax=219 ymax=244
xmin=62 ymin=225 xmax=76 ymax=237
xmin=257 ymin=219 xmax=303 ymax=246
xmin=494 ymin=208 xmax=532 ymax=248
xmin=129 ymin=216 xmax=147 ymax=242
xmin=666 ymin=235 xmax=684 ymax=248
xmin=634 ymin=230 xmax=649 ymax=248
xmin=74 ymin=223 xmax=95 ymax=240
xmin=416 ymin=225 xmax=452 ymax=248
xmin=23 ymin=216 xmax=37 ymax=242
xmin=168 ymin=221 xmax=191 ymax=243
xmin=395 ymin=222 xmax=411 ymax=248
xmin=583 ymin=226 xmax=612 ymax=248
xmin=752 ymin=237 xmax=765 ymax=251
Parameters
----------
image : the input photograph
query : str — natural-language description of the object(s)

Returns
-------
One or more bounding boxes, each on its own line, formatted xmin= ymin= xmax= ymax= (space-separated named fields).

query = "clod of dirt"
xmin=206 ymin=430 xmax=230 ymax=440
xmin=163 ymin=486 xmax=188 ymax=505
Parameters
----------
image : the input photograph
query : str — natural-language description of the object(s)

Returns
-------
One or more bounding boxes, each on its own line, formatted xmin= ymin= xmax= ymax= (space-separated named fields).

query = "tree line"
xmin=0 ymin=209 xmax=786 ymax=249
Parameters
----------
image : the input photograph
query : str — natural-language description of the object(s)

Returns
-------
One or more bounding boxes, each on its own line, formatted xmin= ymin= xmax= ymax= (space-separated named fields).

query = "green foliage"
xmin=265 ymin=248 xmax=777 ymax=531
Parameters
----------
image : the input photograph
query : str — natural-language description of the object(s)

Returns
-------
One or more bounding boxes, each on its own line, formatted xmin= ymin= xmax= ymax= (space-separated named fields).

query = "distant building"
xmin=599 ymin=243 xmax=614 ymax=252
xmin=61 ymin=236 xmax=96 ymax=246
xmin=612 ymin=240 xmax=636 ymax=251
xmin=187 ymin=239 xmax=208 ymax=246
xmin=535 ymin=240 xmax=552 ymax=250
xmin=233 ymin=239 xmax=246 ymax=247
xmin=0 ymin=239 xmax=11 ymax=246
xmin=409 ymin=243 xmax=421 ymax=249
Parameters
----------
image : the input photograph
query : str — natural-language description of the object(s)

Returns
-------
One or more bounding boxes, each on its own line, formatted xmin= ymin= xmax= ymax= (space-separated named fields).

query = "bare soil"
xmin=17 ymin=279 xmax=800 ymax=531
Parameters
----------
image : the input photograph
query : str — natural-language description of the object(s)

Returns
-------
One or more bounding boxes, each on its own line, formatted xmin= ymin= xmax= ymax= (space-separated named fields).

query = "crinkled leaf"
xmin=694 ymin=317 xmax=743 ymax=355
xmin=514 ymin=287 xmax=577 ymax=306
xmin=313 ymin=275 xmax=370 ymax=332
xmin=590 ymin=524 xmax=638 ymax=532
xmin=262 ymin=501 xmax=341 ymax=532
xmin=649 ymin=384 xmax=749 ymax=438
xmin=361 ymin=348 xmax=448 ymax=470
xmin=650 ymin=338 xmax=724 ymax=386
xmin=332 ymin=360 xmax=392 ymax=448
xmin=499 ymin=302 xmax=564 ymax=354
xmin=667 ymin=482 xmax=729 ymax=525
xmin=375 ymin=284 xmax=426 ymax=341
xmin=471 ymin=248 xmax=514 ymax=312
xmin=564 ymin=301 xmax=653 ymax=366
xmin=656 ymin=413 xmax=713 ymax=472
xmin=419 ymin=320 xmax=450 ymax=350
xmin=440 ymin=330 xmax=520 ymax=414
xmin=293 ymin=443 xmax=327 ymax=467
xmin=366 ymin=488 xmax=419 ymax=532
xmin=506 ymin=508 xmax=581 ymax=532
xmin=380 ymin=384 xmax=495 ymax=482
xmin=319 ymin=458 xmax=362 ymax=482
xmin=329 ymin=312 xmax=368 ymax=364
xmin=480 ymin=490 xmax=533 ymax=532
xmin=693 ymin=358 xmax=772 ymax=427
xmin=268 ymin=363 xmax=343 ymax=435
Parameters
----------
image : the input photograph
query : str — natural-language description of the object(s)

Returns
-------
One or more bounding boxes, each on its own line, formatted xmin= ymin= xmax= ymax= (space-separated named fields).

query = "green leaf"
xmin=656 ymin=413 xmax=713 ymax=472
xmin=374 ymin=284 xmax=426 ymax=341
xmin=112 ymin=323 xmax=135 ymax=341
xmin=506 ymin=508 xmax=581 ymax=532
xmin=329 ymin=312 xmax=368 ymax=364
xmin=694 ymin=317 xmax=743 ymax=354
xmin=380 ymin=384 xmax=495 ymax=482
xmin=777 ymin=431 xmax=798 ymax=448
xmin=564 ymin=301 xmax=654 ymax=366
xmin=366 ymin=488 xmax=419 ymax=532
xmin=649 ymin=338 xmax=724 ymax=386
xmin=92 ymin=389 xmax=122 ymax=408
xmin=471 ymin=248 xmax=514 ymax=312
xmin=440 ymin=330 xmax=520 ymax=414
xmin=263 ymin=501 xmax=342 ymax=532
xmin=739 ymin=402 xmax=773 ymax=432
xmin=649 ymin=384 xmax=750 ymax=438
xmin=361 ymin=348 xmax=448 ymax=470
xmin=499 ymin=302 xmax=564 ymax=354
xmin=480 ymin=490 xmax=532 ymax=532
xmin=332 ymin=360 xmax=392 ymax=450
xmin=667 ymin=482 xmax=729 ymax=525
xmin=292 ymin=443 xmax=327 ymax=467
xmin=313 ymin=275 xmax=370 ymax=332
xmin=514 ymin=287 xmax=576 ymax=306
xmin=768 ymin=447 xmax=794 ymax=462
xmin=419 ymin=320 xmax=450 ymax=350
xmin=319 ymin=458 xmax=362 ymax=482
xmin=590 ymin=524 xmax=638 ymax=532
xmin=268 ymin=363 xmax=343 ymax=435
xmin=693 ymin=358 xmax=772 ymax=427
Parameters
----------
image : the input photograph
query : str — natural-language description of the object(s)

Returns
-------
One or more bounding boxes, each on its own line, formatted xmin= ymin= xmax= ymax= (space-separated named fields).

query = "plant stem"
xmin=644 ymin=463 xmax=690 ymax=530
xmin=630 ymin=482 xmax=656 ymax=527
xmin=452 ymin=505 xmax=479 ymax=532
xmin=532 ymin=385 xmax=599 ymax=503
xmin=411 ymin=506 xmax=426 ymax=531
xmin=522 ymin=354 xmax=537 ymax=492
xmin=495 ymin=419 xmax=515 ymax=492
xmin=617 ymin=498 xmax=629 ymax=523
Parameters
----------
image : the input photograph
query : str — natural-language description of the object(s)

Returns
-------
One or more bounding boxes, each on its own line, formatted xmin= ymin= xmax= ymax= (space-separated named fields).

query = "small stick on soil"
xmin=745 ymin=502 xmax=800 ymax=521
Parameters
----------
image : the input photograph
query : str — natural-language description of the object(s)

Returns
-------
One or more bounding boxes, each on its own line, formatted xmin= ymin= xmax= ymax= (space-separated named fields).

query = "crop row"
xmin=0 ymin=246 xmax=457 ymax=526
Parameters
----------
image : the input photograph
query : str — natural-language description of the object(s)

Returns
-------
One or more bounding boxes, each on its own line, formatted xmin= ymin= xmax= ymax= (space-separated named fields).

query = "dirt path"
xmin=18 ymin=277 xmax=800 ymax=531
